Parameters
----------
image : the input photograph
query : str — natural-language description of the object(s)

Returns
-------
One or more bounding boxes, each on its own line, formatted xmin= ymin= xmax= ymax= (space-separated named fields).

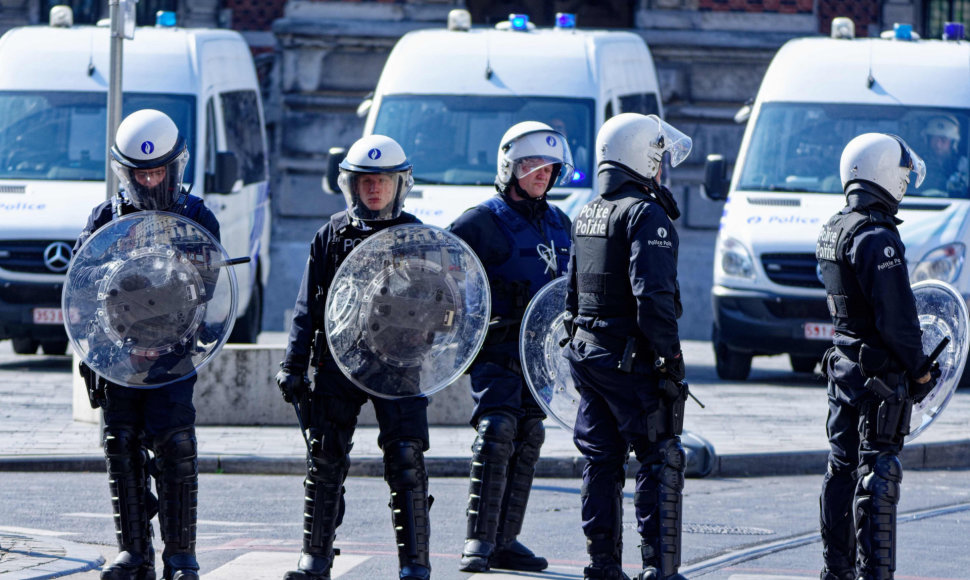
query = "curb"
xmin=0 ymin=530 xmax=104 ymax=579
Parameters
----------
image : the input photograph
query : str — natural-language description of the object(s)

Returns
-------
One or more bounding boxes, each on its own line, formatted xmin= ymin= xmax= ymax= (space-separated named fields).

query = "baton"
xmin=291 ymin=398 xmax=311 ymax=451
xmin=210 ymin=256 xmax=252 ymax=269
xmin=917 ymin=336 xmax=950 ymax=378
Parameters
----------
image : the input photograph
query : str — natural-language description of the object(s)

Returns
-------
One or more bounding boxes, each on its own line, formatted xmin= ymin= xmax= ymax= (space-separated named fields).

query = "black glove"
xmin=276 ymin=368 xmax=309 ymax=404
xmin=662 ymin=352 xmax=686 ymax=383
xmin=79 ymin=361 xmax=107 ymax=409
xmin=119 ymin=273 xmax=151 ymax=292
xmin=911 ymin=361 xmax=942 ymax=404
xmin=559 ymin=313 xmax=576 ymax=347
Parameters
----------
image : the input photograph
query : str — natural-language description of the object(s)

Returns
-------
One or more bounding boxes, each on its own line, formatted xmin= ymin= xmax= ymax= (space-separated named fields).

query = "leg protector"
xmin=101 ymin=426 xmax=156 ymax=580
xmin=633 ymin=438 xmax=686 ymax=580
xmin=854 ymin=452 xmax=902 ymax=580
xmin=384 ymin=439 xmax=431 ymax=580
xmin=492 ymin=416 xmax=547 ymax=572
xmin=820 ymin=462 xmax=857 ymax=580
xmin=284 ymin=427 xmax=353 ymax=580
xmin=460 ymin=412 xmax=516 ymax=572
xmin=153 ymin=426 xmax=199 ymax=580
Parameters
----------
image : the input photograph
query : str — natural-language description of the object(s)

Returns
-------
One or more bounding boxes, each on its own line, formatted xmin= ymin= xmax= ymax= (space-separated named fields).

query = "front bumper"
xmin=712 ymin=285 xmax=832 ymax=358
xmin=0 ymin=280 xmax=67 ymax=341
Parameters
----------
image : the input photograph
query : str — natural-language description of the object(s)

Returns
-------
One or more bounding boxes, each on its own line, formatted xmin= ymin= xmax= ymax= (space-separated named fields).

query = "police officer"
xmin=563 ymin=113 xmax=691 ymax=580
xmin=276 ymin=135 xmax=432 ymax=580
xmin=920 ymin=115 xmax=966 ymax=194
xmin=77 ymin=109 xmax=220 ymax=580
xmin=816 ymin=133 xmax=939 ymax=580
xmin=448 ymin=121 xmax=573 ymax=573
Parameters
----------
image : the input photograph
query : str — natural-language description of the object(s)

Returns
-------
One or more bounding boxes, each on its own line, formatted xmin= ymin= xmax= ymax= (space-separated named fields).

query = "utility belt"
xmin=846 ymin=342 xmax=912 ymax=446
xmin=574 ymin=327 xmax=655 ymax=373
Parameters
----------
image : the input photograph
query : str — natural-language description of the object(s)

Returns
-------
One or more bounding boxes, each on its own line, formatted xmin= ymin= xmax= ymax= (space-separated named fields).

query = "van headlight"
xmin=911 ymin=242 xmax=965 ymax=283
xmin=718 ymin=237 xmax=756 ymax=279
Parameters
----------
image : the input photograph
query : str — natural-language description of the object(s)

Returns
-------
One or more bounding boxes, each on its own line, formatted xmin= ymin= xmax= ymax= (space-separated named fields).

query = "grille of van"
xmin=0 ymin=240 xmax=73 ymax=274
xmin=764 ymin=297 xmax=830 ymax=319
xmin=761 ymin=252 xmax=823 ymax=288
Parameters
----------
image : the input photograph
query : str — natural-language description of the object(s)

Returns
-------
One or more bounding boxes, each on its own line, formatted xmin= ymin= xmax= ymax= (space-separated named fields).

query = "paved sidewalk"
xmin=2 ymin=338 xmax=970 ymax=577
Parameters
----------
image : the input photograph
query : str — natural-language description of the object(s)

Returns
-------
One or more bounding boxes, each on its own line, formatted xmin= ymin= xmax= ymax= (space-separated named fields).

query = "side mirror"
xmin=356 ymin=98 xmax=373 ymax=119
xmin=324 ymin=147 xmax=347 ymax=194
xmin=206 ymin=151 xmax=239 ymax=194
xmin=703 ymin=154 xmax=730 ymax=201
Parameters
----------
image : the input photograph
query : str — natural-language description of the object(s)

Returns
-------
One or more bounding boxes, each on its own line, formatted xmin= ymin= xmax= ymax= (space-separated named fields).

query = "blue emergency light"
xmin=156 ymin=10 xmax=176 ymax=28
xmin=944 ymin=22 xmax=965 ymax=40
xmin=894 ymin=23 xmax=913 ymax=40
xmin=572 ymin=170 xmax=585 ymax=182
xmin=555 ymin=13 xmax=576 ymax=29
xmin=509 ymin=14 xmax=529 ymax=31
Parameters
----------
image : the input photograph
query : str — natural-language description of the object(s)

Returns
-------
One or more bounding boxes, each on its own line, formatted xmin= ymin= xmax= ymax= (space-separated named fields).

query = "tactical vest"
xmin=816 ymin=208 xmax=897 ymax=340
xmin=480 ymin=196 xmax=571 ymax=320
xmin=572 ymin=192 xmax=647 ymax=319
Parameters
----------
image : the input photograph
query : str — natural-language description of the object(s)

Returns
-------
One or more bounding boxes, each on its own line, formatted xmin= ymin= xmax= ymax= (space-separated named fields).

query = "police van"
xmin=0 ymin=10 xmax=271 ymax=353
xmin=703 ymin=19 xmax=970 ymax=380
xmin=328 ymin=10 xmax=663 ymax=227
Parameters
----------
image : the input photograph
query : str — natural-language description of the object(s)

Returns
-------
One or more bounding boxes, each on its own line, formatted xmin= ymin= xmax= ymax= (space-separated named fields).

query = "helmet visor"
xmin=893 ymin=135 xmax=926 ymax=188
xmin=506 ymin=130 xmax=575 ymax=186
xmin=337 ymin=169 xmax=414 ymax=221
xmin=656 ymin=118 xmax=693 ymax=168
xmin=111 ymin=149 xmax=189 ymax=211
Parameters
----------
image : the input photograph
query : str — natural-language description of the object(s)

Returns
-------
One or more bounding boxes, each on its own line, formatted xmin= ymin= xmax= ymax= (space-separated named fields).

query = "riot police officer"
xmin=77 ymin=109 xmax=220 ymax=580
xmin=563 ymin=113 xmax=692 ymax=580
xmin=448 ymin=121 xmax=574 ymax=573
xmin=816 ymin=133 xmax=939 ymax=580
xmin=276 ymin=135 xmax=432 ymax=580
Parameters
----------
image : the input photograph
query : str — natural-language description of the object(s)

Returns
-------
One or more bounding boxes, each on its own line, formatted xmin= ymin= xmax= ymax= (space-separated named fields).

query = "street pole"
xmin=105 ymin=0 xmax=135 ymax=201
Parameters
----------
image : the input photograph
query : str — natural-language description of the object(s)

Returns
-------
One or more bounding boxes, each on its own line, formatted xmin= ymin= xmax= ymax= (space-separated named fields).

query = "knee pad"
xmin=103 ymin=426 xmax=140 ymax=459
xmin=308 ymin=427 xmax=353 ymax=484
xmin=383 ymin=439 xmax=427 ymax=491
xmin=515 ymin=417 xmax=545 ymax=456
xmin=859 ymin=452 xmax=902 ymax=504
xmin=474 ymin=413 xmax=517 ymax=460
xmin=658 ymin=438 xmax=685 ymax=492
xmin=154 ymin=426 xmax=197 ymax=479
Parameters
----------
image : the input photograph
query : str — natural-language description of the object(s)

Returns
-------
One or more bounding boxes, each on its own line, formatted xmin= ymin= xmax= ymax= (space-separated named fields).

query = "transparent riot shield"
xmin=520 ymin=276 xmax=581 ymax=430
xmin=907 ymin=280 xmax=969 ymax=441
xmin=63 ymin=211 xmax=237 ymax=388
xmin=325 ymin=224 xmax=490 ymax=399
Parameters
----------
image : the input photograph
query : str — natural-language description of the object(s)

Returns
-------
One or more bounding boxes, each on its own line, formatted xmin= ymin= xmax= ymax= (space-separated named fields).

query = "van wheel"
xmin=228 ymin=279 xmax=262 ymax=344
xmin=789 ymin=354 xmax=818 ymax=374
xmin=11 ymin=337 xmax=39 ymax=355
xmin=40 ymin=340 xmax=68 ymax=356
xmin=714 ymin=340 xmax=752 ymax=381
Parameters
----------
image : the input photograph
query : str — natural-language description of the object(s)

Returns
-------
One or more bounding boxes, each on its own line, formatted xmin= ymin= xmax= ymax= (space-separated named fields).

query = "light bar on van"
xmin=155 ymin=10 xmax=176 ymax=28
xmin=572 ymin=170 xmax=585 ymax=182
xmin=944 ymin=22 xmax=965 ymax=40
xmin=447 ymin=9 xmax=471 ymax=31
xmin=555 ymin=13 xmax=576 ymax=29
xmin=510 ymin=14 xmax=529 ymax=31
xmin=830 ymin=17 xmax=854 ymax=40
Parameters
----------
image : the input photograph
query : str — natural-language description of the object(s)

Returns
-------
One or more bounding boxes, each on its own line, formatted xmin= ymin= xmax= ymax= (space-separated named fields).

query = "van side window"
xmin=220 ymin=90 xmax=266 ymax=184
xmin=618 ymin=93 xmax=660 ymax=117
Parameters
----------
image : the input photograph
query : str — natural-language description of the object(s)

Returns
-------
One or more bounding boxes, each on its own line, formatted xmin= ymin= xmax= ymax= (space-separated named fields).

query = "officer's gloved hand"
xmin=79 ymin=361 xmax=107 ymax=409
xmin=276 ymin=368 xmax=308 ymax=404
xmin=911 ymin=361 xmax=942 ymax=404
xmin=119 ymin=273 xmax=151 ymax=292
xmin=663 ymin=352 xmax=686 ymax=383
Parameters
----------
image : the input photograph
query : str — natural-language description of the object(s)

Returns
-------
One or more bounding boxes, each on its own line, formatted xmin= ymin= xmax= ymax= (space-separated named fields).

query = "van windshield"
xmin=372 ymin=95 xmax=594 ymax=188
xmin=738 ymin=102 xmax=970 ymax=199
xmin=0 ymin=91 xmax=196 ymax=182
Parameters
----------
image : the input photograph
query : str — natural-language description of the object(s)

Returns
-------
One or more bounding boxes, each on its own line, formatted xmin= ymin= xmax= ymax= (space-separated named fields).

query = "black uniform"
xmin=564 ymin=168 xmax=687 ymax=580
xmin=816 ymin=183 xmax=931 ymax=580
xmin=77 ymin=193 xmax=219 ymax=580
xmin=448 ymin=193 xmax=570 ymax=572
xmin=280 ymin=210 xmax=432 ymax=580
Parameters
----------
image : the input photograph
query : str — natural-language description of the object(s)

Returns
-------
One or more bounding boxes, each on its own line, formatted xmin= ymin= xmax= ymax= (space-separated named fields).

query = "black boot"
xmin=584 ymin=537 xmax=630 ymax=580
xmin=284 ymin=430 xmax=350 ymax=580
xmin=154 ymin=427 xmax=199 ymax=580
xmin=634 ymin=438 xmax=687 ymax=580
xmin=491 ymin=417 xmax=547 ymax=572
xmin=101 ymin=427 xmax=156 ymax=580
xmin=854 ymin=453 xmax=902 ymax=580
xmin=460 ymin=413 xmax=515 ymax=573
xmin=385 ymin=440 xmax=432 ymax=580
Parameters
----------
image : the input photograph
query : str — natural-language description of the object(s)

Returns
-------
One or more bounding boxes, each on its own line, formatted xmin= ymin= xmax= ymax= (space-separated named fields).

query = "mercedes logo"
xmin=43 ymin=241 xmax=73 ymax=273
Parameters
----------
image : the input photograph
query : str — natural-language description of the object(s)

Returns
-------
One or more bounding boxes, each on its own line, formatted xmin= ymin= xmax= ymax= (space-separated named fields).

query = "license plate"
xmin=804 ymin=322 xmax=834 ymax=340
xmin=33 ymin=308 xmax=64 ymax=325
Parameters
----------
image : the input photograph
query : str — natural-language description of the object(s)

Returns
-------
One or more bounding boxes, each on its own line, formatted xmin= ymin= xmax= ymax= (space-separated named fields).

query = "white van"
xmin=328 ymin=11 xmax=663 ymax=227
xmin=703 ymin=20 xmax=970 ymax=380
xmin=0 ymin=15 xmax=271 ymax=353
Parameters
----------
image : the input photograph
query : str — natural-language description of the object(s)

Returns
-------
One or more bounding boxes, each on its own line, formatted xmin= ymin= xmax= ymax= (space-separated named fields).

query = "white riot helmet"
xmin=495 ymin=121 xmax=574 ymax=195
xmin=337 ymin=134 xmax=413 ymax=221
xmin=596 ymin=113 xmax=692 ymax=181
xmin=840 ymin=133 xmax=926 ymax=202
xmin=924 ymin=114 xmax=960 ymax=147
xmin=110 ymin=109 xmax=189 ymax=211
